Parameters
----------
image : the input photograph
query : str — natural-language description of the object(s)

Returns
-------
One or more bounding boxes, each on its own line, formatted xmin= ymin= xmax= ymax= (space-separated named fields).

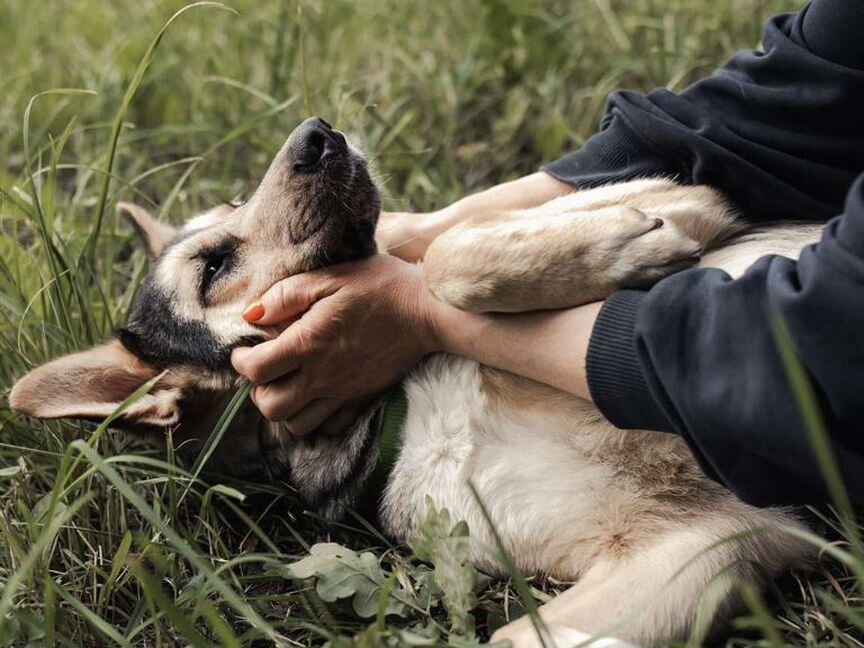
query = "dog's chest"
xmin=379 ymin=355 xmax=620 ymax=577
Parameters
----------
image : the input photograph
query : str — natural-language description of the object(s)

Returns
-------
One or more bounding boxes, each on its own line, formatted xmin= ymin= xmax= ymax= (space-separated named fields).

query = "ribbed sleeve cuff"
xmin=542 ymin=111 xmax=680 ymax=189
xmin=586 ymin=290 xmax=675 ymax=432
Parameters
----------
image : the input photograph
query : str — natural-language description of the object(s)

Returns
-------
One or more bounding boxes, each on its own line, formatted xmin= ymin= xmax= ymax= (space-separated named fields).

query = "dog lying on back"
xmin=11 ymin=117 xmax=819 ymax=646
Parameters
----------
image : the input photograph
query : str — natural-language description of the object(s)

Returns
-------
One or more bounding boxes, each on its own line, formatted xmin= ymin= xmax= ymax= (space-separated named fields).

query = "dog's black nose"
xmin=289 ymin=117 xmax=348 ymax=172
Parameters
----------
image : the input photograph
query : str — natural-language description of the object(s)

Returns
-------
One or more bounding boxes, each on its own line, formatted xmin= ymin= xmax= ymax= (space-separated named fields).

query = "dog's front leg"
xmin=423 ymin=201 xmax=701 ymax=313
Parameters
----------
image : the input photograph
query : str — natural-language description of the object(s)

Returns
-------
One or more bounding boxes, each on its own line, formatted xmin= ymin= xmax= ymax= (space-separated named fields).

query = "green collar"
xmin=370 ymin=386 xmax=408 ymax=486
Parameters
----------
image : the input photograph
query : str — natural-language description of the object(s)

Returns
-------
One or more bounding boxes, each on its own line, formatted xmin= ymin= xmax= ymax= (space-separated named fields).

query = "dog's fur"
xmin=10 ymin=120 xmax=820 ymax=647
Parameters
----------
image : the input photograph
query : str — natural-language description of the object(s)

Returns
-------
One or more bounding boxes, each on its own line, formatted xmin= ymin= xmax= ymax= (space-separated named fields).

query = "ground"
xmin=1 ymin=0 xmax=861 ymax=646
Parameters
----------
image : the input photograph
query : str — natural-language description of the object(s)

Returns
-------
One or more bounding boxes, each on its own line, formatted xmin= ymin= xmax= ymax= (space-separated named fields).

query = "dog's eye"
xmin=196 ymin=237 xmax=239 ymax=302
xmin=202 ymin=253 xmax=230 ymax=291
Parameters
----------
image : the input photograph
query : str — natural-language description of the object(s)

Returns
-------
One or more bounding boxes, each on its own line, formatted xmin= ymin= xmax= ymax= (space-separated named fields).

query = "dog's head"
xmin=10 ymin=117 xmax=380 ymax=436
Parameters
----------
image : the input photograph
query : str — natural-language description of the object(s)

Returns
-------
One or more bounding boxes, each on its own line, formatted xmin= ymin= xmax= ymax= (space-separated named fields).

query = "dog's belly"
xmin=380 ymin=354 xmax=644 ymax=578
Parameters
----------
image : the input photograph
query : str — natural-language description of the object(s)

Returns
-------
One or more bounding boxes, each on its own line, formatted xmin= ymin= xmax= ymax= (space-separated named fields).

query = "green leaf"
xmin=0 ymin=610 xmax=45 ymax=646
xmin=286 ymin=543 xmax=410 ymax=618
xmin=410 ymin=497 xmax=478 ymax=640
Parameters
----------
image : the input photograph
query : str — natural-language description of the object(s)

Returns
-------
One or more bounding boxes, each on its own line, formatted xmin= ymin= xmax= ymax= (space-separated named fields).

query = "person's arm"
xmin=432 ymin=302 xmax=603 ymax=402
xmin=378 ymin=172 xmax=574 ymax=261
xmin=382 ymin=0 xmax=864 ymax=263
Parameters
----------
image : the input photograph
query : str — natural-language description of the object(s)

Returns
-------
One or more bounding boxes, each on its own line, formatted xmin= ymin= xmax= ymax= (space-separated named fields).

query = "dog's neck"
xmin=260 ymin=396 xmax=390 ymax=520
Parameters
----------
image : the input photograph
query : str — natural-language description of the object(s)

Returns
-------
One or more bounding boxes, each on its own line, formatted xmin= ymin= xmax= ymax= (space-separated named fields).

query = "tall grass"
xmin=3 ymin=0 xmax=861 ymax=646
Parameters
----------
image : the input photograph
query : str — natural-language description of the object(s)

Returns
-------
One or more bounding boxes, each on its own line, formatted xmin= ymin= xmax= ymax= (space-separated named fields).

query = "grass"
xmin=1 ymin=0 xmax=862 ymax=645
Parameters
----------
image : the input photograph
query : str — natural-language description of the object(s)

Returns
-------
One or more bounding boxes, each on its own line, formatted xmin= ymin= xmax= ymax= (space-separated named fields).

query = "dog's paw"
xmin=491 ymin=616 xmax=641 ymax=648
xmin=604 ymin=207 xmax=702 ymax=288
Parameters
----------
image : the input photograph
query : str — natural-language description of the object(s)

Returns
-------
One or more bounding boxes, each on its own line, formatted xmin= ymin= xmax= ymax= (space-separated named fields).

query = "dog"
xmin=10 ymin=117 xmax=819 ymax=646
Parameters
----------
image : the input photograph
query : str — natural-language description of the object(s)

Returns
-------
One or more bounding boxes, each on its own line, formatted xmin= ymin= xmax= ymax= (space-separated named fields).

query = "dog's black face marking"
xmin=340 ymin=219 xmax=377 ymax=259
xmin=117 ymin=277 xmax=260 ymax=370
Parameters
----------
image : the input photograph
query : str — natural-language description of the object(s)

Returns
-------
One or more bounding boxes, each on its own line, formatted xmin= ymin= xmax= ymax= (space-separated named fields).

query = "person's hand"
xmin=230 ymin=254 xmax=439 ymax=436
xmin=376 ymin=209 xmax=455 ymax=262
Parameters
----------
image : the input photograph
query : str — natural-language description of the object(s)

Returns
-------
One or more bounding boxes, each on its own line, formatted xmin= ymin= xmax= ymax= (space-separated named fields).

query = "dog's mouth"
xmin=281 ymin=117 xmax=381 ymax=267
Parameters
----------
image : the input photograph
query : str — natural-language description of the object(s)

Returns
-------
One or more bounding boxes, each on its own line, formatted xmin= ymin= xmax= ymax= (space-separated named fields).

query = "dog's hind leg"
xmin=489 ymin=514 xmax=806 ymax=648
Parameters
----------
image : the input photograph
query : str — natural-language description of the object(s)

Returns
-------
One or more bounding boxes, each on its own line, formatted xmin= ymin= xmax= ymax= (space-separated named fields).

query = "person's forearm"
xmin=424 ymin=172 xmax=576 ymax=238
xmin=427 ymin=296 xmax=602 ymax=401
xmin=380 ymin=172 xmax=575 ymax=261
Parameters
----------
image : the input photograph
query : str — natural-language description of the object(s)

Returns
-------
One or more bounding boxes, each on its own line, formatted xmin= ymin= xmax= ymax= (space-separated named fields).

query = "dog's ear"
xmin=9 ymin=340 xmax=181 ymax=430
xmin=117 ymin=202 xmax=177 ymax=260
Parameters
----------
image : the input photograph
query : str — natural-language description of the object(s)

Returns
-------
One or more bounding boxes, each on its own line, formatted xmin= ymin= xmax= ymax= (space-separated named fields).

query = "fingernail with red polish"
xmin=243 ymin=302 xmax=265 ymax=323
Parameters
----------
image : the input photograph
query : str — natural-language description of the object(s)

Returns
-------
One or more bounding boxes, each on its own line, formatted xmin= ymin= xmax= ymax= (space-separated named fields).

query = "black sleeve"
xmin=543 ymin=0 xmax=864 ymax=224
xmin=547 ymin=0 xmax=864 ymax=507
xmin=586 ymin=174 xmax=864 ymax=507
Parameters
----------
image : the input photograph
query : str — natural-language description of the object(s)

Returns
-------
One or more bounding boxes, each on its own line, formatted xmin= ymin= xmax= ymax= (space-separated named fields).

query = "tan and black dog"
xmin=11 ymin=117 xmax=820 ymax=647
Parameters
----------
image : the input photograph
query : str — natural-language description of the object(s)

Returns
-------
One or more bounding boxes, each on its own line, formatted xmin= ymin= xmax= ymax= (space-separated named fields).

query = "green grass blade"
xmin=467 ymin=480 xmax=553 ymax=648
xmin=182 ymin=379 xmax=253 ymax=505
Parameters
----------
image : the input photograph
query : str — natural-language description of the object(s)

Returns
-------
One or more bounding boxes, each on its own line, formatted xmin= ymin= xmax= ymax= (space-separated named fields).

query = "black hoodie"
xmin=543 ymin=0 xmax=864 ymax=506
